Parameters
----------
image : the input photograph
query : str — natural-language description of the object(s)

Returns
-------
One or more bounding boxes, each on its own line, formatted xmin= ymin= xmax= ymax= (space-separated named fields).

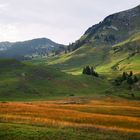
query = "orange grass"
xmin=0 ymin=98 xmax=140 ymax=133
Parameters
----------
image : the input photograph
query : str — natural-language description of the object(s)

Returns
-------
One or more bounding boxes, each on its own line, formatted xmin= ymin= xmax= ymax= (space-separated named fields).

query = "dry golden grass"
xmin=0 ymin=97 xmax=140 ymax=133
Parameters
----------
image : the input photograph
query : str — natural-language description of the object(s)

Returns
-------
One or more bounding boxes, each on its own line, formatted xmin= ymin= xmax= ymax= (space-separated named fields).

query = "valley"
xmin=0 ymin=4 xmax=140 ymax=140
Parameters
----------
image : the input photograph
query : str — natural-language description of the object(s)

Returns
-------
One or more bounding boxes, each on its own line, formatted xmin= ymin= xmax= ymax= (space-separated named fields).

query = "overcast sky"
xmin=0 ymin=0 xmax=139 ymax=44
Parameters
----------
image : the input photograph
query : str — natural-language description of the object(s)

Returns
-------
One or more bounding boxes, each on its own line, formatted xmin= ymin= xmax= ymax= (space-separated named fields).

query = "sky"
xmin=0 ymin=0 xmax=139 ymax=44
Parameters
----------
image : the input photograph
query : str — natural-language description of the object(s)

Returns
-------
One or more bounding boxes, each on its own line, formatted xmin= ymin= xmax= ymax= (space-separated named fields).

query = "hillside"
xmin=0 ymin=5 xmax=139 ymax=74
xmin=38 ymin=5 xmax=140 ymax=76
xmin=0 ymin=38 xmax=65 ymax=60
xmin=25 ymin=32 xmax=140 ymax=100
xmin=96 ymin=32 xmax=140 ymax=74
xmin=69 ymin=5 xmax=140 ymax=51
xmin=35 ymin=32 xmax=138 ymax=77
xmin=0 ymin=59 xmax=110 ymax=101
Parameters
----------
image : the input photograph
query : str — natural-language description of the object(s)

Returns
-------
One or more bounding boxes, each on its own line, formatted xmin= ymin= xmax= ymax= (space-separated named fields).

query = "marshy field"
xmin=0 ymin=97 xmax=140 ymax=140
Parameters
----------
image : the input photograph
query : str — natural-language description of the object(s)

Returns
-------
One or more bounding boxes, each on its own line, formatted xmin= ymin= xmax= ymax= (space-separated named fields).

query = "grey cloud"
xmin=0 ymin=0 xmax=139 ymax=44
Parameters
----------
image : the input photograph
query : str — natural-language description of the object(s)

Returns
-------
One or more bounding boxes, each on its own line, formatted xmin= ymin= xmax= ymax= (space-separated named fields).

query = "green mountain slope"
xmin=38 ymin=5 xmax=140 ymax=76
xmin=69 ymin=5 xmax=140 ymax=51
xmin=42 ymin=32 xmax=140 ymax=76
xmin=96 ymin=32 xmax=140 ymax=73
xmin=43 ymin=45 xmax=109 ymax=75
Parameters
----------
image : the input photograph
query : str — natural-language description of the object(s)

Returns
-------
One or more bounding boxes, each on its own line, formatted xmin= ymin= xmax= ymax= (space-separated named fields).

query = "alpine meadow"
xmin=0 ymin=1 xmax=140 ymax=140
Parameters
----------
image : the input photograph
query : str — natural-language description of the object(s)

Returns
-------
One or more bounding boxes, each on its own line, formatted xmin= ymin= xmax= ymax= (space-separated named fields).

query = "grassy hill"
xmin=1 ymin=55 xmax=139 ymax=101
xmin=36 ymin=32 xmax=140 ymax=77
xmin=96 ymin=32 xmax=140 ymax=74
xmin=40 ymin=45 xmax=109 ymax=75
xmin=23 ymin=33 xmax=140 ymax=100
xmin=0 ymin=59 xmax=111 ymax=101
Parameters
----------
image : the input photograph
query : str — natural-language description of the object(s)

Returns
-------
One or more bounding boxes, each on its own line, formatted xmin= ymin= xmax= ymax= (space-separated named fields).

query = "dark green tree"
xmin=85 ymin=66 xmax=91 ymax=75
xmin=91 ymin=67 xmax=94 ymax=76
xmin=127 ymin=76 xmax=134 ymax=85
xmin=91 ymin=67 xmax=99 ymax=77
xmin=82 ymin=67 xmax=86 ymax=74
xmin=94 ymin=71 xmax=99 ymax=77
xmin=129 ymin=71 xmax=133 ymax=77
xmin=133 ymin=76 xmax=138 ymax=83
xmin=122 ymin=72 xmax=128 ymax=81
xmin=82 ymin=66 xmax=99 ymax=77
xmin=114 ymin=79 xmax=121 ymax=86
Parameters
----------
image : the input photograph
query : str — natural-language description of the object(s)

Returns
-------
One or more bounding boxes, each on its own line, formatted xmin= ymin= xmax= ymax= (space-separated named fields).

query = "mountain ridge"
xmin=68 ymin=5 xmax=140 ymax=51
xmin=43 ymin=5 xmax=140 ymax=75
xmin=0 ymin=38 xmax=65 ymax=59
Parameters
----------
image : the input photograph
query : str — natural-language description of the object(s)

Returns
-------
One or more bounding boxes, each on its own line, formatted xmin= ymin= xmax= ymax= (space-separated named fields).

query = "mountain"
xmin=69 ymin=5 xmax=140 ymax=51
xmin=0 ymin=5 xmax=140 ymax=74
xmin=0 ymin=38 xmax=65 ymax=60
xmin=45 ymin=5 xmax=140 ymax=75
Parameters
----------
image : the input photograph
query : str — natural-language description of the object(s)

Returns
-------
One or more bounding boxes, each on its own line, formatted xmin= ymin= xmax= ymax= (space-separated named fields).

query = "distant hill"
xmin=0 ymin=38 xmax=65 ymax=59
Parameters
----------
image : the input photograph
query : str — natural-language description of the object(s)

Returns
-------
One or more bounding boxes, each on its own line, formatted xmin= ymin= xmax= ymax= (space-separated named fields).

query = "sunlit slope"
xmin=96 ymin=32 xmax=140 ymax=74
xmin=44 ymin=45 xmax=109 ymax=75
xmin=43 ymin=33 xmax=140 ymax=75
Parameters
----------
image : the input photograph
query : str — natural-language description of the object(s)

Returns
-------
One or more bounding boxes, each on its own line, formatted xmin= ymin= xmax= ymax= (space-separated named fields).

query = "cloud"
xmin=0 ymin=0 xmax=139 ymax=44
xmin=0 ymin=24 xmax=20 ymax=42
xmin=0 ymin=2 xmax=8 ymax=12
xmin=0 ymin=3 xmax=7 ymax=8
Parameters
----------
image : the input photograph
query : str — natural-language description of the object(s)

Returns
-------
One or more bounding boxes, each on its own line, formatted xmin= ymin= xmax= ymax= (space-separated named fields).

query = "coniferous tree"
xmin=114 ymin=79 xmax=121 ymax=86
xmin=114 ymin=71 xmax=139 ymax=91
xmin=82 ymin=66 xmax=99 ymax=77
xmin=85 ymin=66 xmax=91 ymax=75
xmin=129 ymin=71 xmax=133 ymax=77
xmin=91 ymin=67 xmax=94 ymax=76
xmin=82 ymin=67 xmax=86 ymax=74
xmin=91 ymin=67 xmax=99 ymax=77
xmin=94 ymin=71 xmax=99 ymax=77
xmin=133 ymin=76 xmax=138 ymax=83
xmin=122 ymin=72 xmax=127 ymax=81
xmin=127 ymin=76 xmax=134 ymax=85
